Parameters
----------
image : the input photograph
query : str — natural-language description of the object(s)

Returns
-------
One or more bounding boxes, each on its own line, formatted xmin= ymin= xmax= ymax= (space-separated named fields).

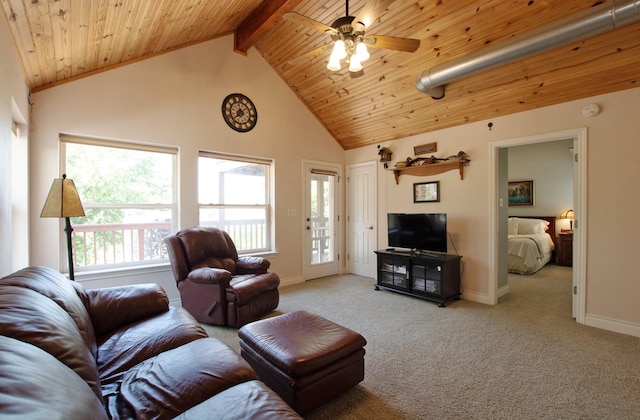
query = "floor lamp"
xmin=40 ymin=174 xmax=85 ymax=280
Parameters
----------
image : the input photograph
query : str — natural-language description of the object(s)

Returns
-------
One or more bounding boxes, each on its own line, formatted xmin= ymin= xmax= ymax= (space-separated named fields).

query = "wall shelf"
xmin=392 ymin=159 xmax=470 ymax=184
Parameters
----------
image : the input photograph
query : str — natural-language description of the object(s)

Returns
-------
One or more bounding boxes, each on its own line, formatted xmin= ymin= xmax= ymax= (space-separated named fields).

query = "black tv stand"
xmin=410 ymin=249 xmax=444 ymax=259
xmin=374 ymin=249 xmax=461 ymax=307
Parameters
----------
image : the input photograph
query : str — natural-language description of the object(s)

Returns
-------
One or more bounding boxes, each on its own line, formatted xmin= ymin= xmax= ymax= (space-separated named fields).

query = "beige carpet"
xmin=200 ymin=265 xmax=640 ymax=419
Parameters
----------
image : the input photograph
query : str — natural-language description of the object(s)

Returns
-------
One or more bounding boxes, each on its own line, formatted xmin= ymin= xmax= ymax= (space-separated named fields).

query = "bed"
xmin=508 ymin=216 xmax=556 ymax=275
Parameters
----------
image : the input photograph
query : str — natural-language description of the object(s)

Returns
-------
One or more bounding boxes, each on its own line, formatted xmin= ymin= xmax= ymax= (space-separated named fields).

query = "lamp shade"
xmin=560 ymin=209 xmax=574 ymax=220
xmin=40 ymin=174 xmax=86 ymax=218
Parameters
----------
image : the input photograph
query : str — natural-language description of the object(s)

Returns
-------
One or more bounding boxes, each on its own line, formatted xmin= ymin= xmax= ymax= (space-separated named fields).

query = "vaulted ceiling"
xmin=2 ymin=0 xmax=639 ymax=150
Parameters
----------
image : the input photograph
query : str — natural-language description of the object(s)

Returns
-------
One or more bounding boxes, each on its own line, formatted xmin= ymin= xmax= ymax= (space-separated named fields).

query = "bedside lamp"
xmin=560 ymin=209 xmax=574 ymax=232
xmin=40 ymin=174 xmax=85 ymax=280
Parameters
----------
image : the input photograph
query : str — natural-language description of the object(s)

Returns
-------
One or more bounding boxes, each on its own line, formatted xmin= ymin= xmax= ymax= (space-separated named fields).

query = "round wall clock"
xmin=221 ymin=93 xmax=258 ymax=132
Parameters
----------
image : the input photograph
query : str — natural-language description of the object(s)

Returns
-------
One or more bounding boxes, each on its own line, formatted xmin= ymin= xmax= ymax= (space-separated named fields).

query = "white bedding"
xmin=508 ymin=233 xmax=555 ymax=275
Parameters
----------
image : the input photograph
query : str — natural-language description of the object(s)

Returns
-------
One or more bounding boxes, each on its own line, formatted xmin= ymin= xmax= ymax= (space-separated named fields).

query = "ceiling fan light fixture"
xmin=348 ymin=55 xmax=363 ymax=72
xmin=327 ymin=54 xmax=342 ymax=71
xmin=355 ymin=42 xmax=370 ymax=62
xmin=332 ymin=40 xmax=347 ymax=60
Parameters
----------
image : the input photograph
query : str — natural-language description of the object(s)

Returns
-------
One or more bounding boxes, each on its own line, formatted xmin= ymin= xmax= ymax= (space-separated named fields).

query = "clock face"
xmin=222 ymin=93 xmax=257 ymax=132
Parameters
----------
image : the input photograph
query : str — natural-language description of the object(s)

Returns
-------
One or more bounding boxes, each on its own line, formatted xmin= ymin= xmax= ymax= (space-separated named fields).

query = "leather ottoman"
xmin=238 ymin=310 xmax=367 ymax=415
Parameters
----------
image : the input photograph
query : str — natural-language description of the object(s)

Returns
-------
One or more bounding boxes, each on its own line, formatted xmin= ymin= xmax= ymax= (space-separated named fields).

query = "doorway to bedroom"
xmin=489 ymin=128 xmax=586 ymax=324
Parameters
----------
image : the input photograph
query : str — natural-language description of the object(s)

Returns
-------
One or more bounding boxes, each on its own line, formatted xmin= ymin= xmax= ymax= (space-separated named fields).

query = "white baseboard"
xmin=461 ymin=290 xmax=492 ymax=305
xmin=584 ymin=314 xmax=640 ymax=338
xmin=497 ymin=284 xmax=510 ymax=298
xmin=279 ymin=275 xmax=304 ymax=288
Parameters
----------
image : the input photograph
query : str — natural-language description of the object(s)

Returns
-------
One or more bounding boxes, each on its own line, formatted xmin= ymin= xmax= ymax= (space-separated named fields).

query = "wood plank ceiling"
xmin=2 ymin=0 xmax=639 ymax=150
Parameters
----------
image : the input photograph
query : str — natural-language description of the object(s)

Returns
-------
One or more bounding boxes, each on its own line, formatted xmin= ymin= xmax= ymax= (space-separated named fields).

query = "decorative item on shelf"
xmin=40 ymin=174 xmax=86 ymax=280
xmin=446 ymin=151 xmax=470 ymax=161
xmin=508 ymin=180 xmax=534 ymax=206
xmin=560 ymin=209 xmax=575 ymax=231
xmin=377 ymin=145 xmax=392 ymax=168
xmin=406 ymin=155 xmax=446 ymax=167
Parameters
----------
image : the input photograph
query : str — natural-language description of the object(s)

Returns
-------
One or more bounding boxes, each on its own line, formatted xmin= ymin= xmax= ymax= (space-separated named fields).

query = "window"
xmin=198 ymin=152 xmax=273 ymax=254
xmin=62 ymin=135 xmax=177 ymax=270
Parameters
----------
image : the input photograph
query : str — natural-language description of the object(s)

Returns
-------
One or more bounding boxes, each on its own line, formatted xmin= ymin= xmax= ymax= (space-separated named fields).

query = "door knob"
xmin=368 ymin=226 xmax=374 ymax=230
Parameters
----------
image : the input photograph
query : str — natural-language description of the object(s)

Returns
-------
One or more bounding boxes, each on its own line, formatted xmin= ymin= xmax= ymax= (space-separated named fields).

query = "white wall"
xmin=346 ymin=87 xmax=640 ymax=332
xmin=0 ymin=17 xmax=30 ymax=277
xmin=27 ymin=35 xmax=344 ymax=298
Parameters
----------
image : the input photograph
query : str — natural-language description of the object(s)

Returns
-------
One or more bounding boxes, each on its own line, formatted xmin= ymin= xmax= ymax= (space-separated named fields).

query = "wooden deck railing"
xmin=73 ymin=222 xmax=172 ymax=267
xmin=72 ymin=220 xmax=268 ymax=267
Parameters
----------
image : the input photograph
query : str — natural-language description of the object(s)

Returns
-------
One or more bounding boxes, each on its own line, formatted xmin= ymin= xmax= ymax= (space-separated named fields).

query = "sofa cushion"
xmin=98 ymin=306 xmax=208 ymax=382
xmin=0 ymin=266 xmax=97 ymax=356
xmin=0 ymin=284 xmax=103 ymax=400
xmin=0 ymin=335 xmax=107 ymax=420
xmin=102 ymin=338 xmax=259 ymax=419
xmin=86 ymin=283 xmax=170 ymax=338
xmin=174 ymin=380 xmax=303 ymax=420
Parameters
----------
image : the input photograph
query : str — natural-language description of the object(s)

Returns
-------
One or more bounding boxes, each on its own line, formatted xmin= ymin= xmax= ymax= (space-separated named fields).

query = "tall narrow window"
xmin=62 ymin=135 xmax=177 ymax=270
xmin=198 ymin=152 xmax=273 ymax=254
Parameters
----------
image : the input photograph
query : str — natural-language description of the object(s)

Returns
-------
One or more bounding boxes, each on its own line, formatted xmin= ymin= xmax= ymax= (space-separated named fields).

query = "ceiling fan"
xmin=284 ymin=0 xmax=420 ymax=76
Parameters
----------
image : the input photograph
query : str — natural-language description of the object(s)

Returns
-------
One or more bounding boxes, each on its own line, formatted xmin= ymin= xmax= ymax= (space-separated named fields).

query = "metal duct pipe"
xmin=416 ymin=0 xmax=640 ymax=99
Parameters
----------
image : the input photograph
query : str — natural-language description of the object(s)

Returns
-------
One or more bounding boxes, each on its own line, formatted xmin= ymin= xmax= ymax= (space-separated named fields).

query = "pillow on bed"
xmin=514 ymin=218 xmax=549 ymax=234
xmin=508 ymin=218 xmax=519 ymax=235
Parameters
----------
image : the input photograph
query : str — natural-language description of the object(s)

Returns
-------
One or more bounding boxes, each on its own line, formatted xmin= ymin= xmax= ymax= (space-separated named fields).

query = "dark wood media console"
xmin=374 ymin=250 xmax=462 ymax=307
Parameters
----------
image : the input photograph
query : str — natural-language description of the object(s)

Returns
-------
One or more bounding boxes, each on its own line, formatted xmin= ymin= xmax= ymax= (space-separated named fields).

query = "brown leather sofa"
xmin=165 ymin=226 xmax=280 ymax=327
xmin=0 ymin=266 xmax=301 ymax=419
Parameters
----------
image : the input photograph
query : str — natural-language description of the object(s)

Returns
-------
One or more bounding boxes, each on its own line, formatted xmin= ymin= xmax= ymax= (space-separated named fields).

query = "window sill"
xmin=74 ymin=263 xmax=171 ymax=283
xmin=242 ymin=251 xmax=279 ymax=259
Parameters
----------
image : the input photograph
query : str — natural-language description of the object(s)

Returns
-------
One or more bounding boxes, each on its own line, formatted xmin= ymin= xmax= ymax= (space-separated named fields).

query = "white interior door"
xmin=303 ymin=161 xmax=340 ymax=280
xmin=347 ymin=162 xmax=377 ymax=278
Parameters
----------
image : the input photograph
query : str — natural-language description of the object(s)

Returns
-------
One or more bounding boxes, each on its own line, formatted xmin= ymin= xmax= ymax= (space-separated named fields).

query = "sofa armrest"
xmin=87 ymin=283 xmax=169 ymax=338
xmin=187 ymin=267 xmax=232 ymax=286
xmin=236 ymin=256 xmax=270 ymax=274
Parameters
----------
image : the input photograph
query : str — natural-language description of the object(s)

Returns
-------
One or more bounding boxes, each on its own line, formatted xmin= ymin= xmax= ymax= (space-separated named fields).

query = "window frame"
xmin=198 ymin=150 xmax=275 ymax=255
xmin=60 ymin=134 xmax=178 ymax=272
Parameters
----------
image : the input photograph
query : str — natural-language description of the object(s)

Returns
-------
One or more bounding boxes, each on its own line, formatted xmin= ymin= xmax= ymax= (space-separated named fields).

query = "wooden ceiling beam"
xmin=234 ymin=0 xmax=302 ymax=55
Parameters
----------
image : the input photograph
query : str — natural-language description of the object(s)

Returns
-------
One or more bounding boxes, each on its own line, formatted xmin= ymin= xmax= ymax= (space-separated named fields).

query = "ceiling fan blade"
xmin=287 ymin=44 xmax=332 ymax=66
xmin=283 ymin=11 xmax=336 ymax=34
xmin=352 ymin=0 xmax=395 ymax=32
xmin=365 ymin=35 xmax=420 ymax=52
xmin=350 ymin=69 xmax=365 ymax=78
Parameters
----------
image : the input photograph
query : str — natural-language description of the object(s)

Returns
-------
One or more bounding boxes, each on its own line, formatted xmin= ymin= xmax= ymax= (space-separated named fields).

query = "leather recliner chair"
xmin=165 ymin=226 xmax=280 ymax=327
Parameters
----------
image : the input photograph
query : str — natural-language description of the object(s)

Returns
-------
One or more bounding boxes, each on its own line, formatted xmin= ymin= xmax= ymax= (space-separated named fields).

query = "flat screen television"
xmin=387 ymin=213 xmax=447 ymax=254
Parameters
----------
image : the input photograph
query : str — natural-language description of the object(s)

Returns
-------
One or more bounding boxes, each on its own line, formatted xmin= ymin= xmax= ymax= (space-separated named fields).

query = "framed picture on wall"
xmin=414 ymin=181 xmax=440 ymax=203
xmin=508 ymin=180 xmax=534 ymax=206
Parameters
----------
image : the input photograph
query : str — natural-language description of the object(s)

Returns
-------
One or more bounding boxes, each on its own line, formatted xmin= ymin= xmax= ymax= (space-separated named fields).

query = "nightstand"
xmin=556 ymin=233 xmax=573 ymax=267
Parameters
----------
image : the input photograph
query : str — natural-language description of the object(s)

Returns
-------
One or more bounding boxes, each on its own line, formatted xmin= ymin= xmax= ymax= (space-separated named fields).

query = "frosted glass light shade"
xmin=355 ymin=42 xmax=370 ymax=62
xmin=348 ymin=56 xmax=362 ymax=72
xmin=327 ymin=55 xmax=342 ymax=71
xmin=332 ymin=40 xmax=347 ymax=59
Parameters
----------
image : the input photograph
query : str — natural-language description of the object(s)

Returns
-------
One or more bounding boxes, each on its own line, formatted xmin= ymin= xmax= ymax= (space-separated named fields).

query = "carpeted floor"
xmin=200 ymin=265 xmax=640 ymax=419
